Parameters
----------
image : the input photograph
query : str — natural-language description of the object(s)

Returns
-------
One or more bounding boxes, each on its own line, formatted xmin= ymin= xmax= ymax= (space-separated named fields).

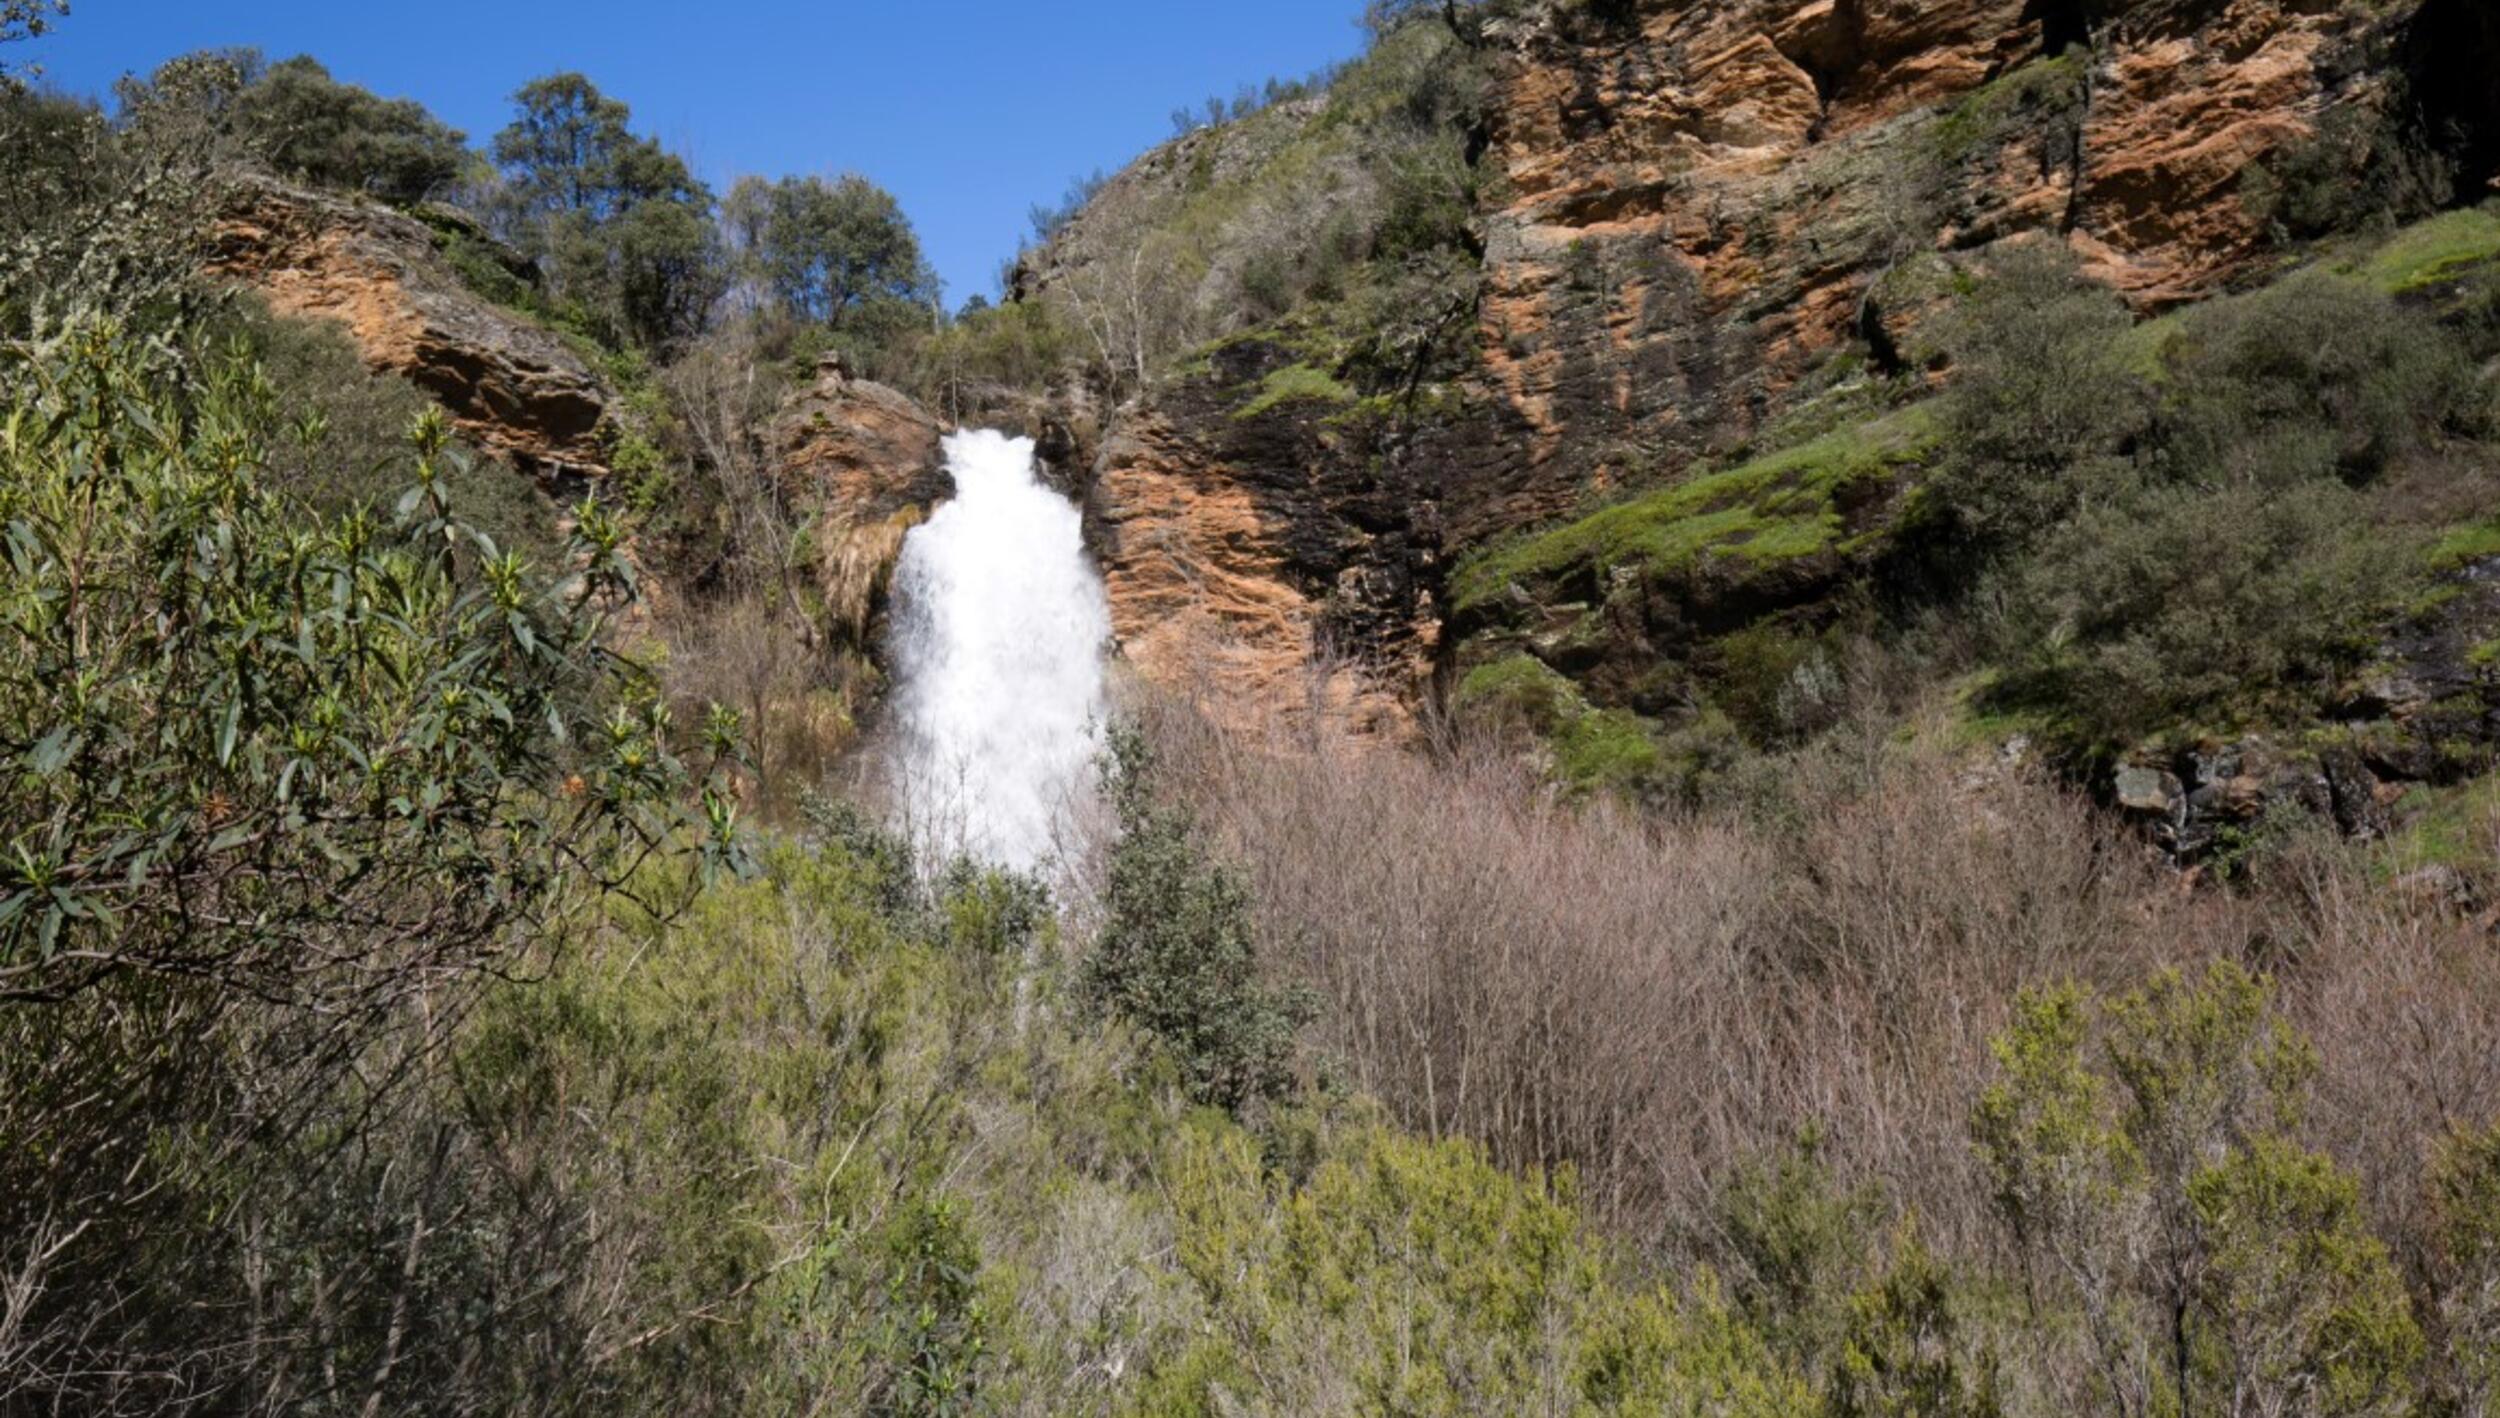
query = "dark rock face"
xmin=2114 ymin=555 xmax=2500 ymax=857
xmin=210 ymin=176 xmax=611 ymax=484
xmin=1086 ymin=340 xmax=1442 ymax=734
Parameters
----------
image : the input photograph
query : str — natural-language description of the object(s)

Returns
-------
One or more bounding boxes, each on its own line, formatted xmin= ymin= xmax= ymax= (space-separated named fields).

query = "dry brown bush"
xmin=659 ymin=592 xmax=867 ymax=823
xmin=1129 ymin=687 xmax=2500 ymax=1279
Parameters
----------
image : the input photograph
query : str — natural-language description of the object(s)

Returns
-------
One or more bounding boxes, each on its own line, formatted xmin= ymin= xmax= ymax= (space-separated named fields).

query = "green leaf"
xmin=27 ymin=726 xmax=77 ymax=777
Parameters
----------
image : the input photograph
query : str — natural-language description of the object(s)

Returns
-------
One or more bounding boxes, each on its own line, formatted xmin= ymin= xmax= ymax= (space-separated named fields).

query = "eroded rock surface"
xmin=211 ymin=177 xmax=611 ymax=483
xmin=768 ymin=359 xmax=950 ymax=648
xmin=1086 ymin=346 xmax=1431 ymax=736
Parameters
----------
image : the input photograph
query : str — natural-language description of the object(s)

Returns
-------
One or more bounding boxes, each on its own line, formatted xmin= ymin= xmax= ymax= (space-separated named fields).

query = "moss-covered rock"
xmin=1452 ymin=404 xmax=1936 ymax=618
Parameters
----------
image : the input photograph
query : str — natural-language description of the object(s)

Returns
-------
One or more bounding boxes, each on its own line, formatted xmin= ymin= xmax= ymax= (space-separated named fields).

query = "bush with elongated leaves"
xmin=0 ymin=324 xmax=742 ymax=1006
xmin=0 ymin=323 xmax=746 ymax=1412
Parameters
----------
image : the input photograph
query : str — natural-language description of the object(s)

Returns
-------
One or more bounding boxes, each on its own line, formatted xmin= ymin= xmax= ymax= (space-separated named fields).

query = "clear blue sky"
xmin=21 ymin=0 xmax=1376 ymax=302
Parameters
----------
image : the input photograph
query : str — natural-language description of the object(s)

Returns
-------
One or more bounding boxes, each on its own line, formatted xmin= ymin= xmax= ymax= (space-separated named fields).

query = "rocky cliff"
xmin=210 ymin=177 xmax=613 ymax=486
xmin=1065 ymin=0 xmax=2500 ymax=742
xmin=768 ymin=358 xmax=951 ymax=650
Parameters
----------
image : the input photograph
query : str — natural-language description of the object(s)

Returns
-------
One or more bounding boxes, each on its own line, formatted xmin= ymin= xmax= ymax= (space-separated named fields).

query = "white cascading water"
xmin=883 ymin=429 xmax=1111 ymax=871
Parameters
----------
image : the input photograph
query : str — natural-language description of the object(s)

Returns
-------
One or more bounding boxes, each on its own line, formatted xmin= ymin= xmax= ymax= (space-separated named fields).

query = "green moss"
xmin=1553 ymin=706 xmax=1667 ymax=789
xmin=1453 ymin=654 xmax=1665 ymax=796
xmin=1234 ymin=361 xmax=1355 ymax=419
xmin=1454 ymin=654 xmax=1577 ymax=724
xmin=1925 ymin=51 xmax=2088 ymax=169
xmin=2350 ymin=204 xmax=2500 ymax=295
xmin=2380 ymin=775 xmax=2500 ymax=876
xmin=2115 ymin=309 xmax=2186 ymax=381
xmin=1452 ymin=404 xmax=1937 ymax=614
xmin=2427 ymin=517 xmax=2500 ymax=571
xmin=1935 ymin=671 xmax=2050 ymax=751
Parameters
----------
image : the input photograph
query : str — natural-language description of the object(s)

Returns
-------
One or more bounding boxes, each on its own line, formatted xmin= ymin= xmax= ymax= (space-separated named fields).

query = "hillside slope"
xmin=1018 ymin=0 xmax=2500 ymax=834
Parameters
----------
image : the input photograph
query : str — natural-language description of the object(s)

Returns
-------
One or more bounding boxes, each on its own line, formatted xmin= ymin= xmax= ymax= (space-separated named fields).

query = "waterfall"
xmin=883 ymin=429 xmax=1111 ymax=871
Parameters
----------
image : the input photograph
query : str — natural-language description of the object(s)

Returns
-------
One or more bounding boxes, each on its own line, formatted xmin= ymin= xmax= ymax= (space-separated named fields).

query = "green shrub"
xmin=1929 ymin=243 xmax=2145 ymax=553
xmin=215 ymin=296 xmax=565 ymax=564
xmin=2156 ymin=271 xmax=2475 ymax=487
xmin=2430 ymin=1119 xmax=2500 ymax=1415
xmin=2243 ymin=101 xmax=2455 ymax=244
xmin=0 ymin=325 xmax=726 ymax=998
xmin=0 ymin=325 xmax=738 ymax=1410
xmin=1151 ymin=1120 xmax=1810 ymax=1415
xmin=1081 ymin=727 xmax=1310 ymax=1114
xmin=1993 ymin=479 xmax=2417 ymax=746
xmin=867 ymin=1198 xmax=991 ymax=1418
xmin=1705 ymin=1130 xmax=1884 ymax=1367
xmin=1973 ymin=964 xmax=2422 ymax=1418
xmin=2189 ymin=1137 xmax=2422 ymax=1416
xmin=1829 ymin=1231 xmax=2005 ymax=1418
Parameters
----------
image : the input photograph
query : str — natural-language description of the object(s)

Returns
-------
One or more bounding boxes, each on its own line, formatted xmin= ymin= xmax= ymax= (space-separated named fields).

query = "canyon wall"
xmin=1078 ymin=0 xmax=2488 ymax=731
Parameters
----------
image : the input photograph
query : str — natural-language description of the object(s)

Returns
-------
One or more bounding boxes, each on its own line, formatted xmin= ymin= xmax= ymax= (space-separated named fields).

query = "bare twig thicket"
xmin=1124 ymin=686 xmax=2500 ymax=1276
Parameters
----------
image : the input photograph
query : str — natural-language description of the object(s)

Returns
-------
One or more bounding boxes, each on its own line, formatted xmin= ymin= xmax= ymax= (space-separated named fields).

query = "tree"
xmin=2 ymin=54 xmax=243 ymax=349
xmin=0 ymin=0 xmax=66 ymax=83
xmin=232 ymin=54 xmax=471 ymax=206
xmin=489 ymin=73 xmax=722 ymax=350
xmin=724 ymin=172 xmax=936 ymax=329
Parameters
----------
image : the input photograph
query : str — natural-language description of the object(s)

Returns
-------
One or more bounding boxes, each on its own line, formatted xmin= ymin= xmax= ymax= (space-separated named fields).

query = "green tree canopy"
xmin=489 ymin=72 xmax=721 ymax=351
xmin=724 ymin=172 xmax=937 ymax=328
xmin=232 ymin=54 xmax=471 ymax=206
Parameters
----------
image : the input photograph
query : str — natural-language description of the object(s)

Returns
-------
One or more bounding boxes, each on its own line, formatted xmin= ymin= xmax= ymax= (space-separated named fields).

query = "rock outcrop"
xmin=767 ymin=359 xmax=950 ymax=648
xmin=1461 ymin=0 xmax=2423 ymax=524
xmin=1066 ymin=0 xmax=2496 ymax=738
xmin=210 ymin=177 xmax=611 ymax=485
xmin=1086 ymin=340 xmax=1433 ymax=735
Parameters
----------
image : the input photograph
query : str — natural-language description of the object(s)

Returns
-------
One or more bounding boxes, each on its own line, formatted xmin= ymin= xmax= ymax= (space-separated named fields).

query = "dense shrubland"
xmin=1122 ymin=682 xmax=2500 ymax=1416
xmin=1942 ymin=236 xmax=2497 ymax=753
xmin=0 ymin=334 xmax=1838 ymax=1410
xmin=7 ymin=1 xmax=2500 ymax=1413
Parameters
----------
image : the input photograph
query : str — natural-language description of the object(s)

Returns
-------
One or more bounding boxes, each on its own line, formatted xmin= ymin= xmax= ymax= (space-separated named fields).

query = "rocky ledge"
xmin=209 ymin=176 xmax=611 ymax=485
xmin=767 ymin=358 xmax=950 ymax=650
